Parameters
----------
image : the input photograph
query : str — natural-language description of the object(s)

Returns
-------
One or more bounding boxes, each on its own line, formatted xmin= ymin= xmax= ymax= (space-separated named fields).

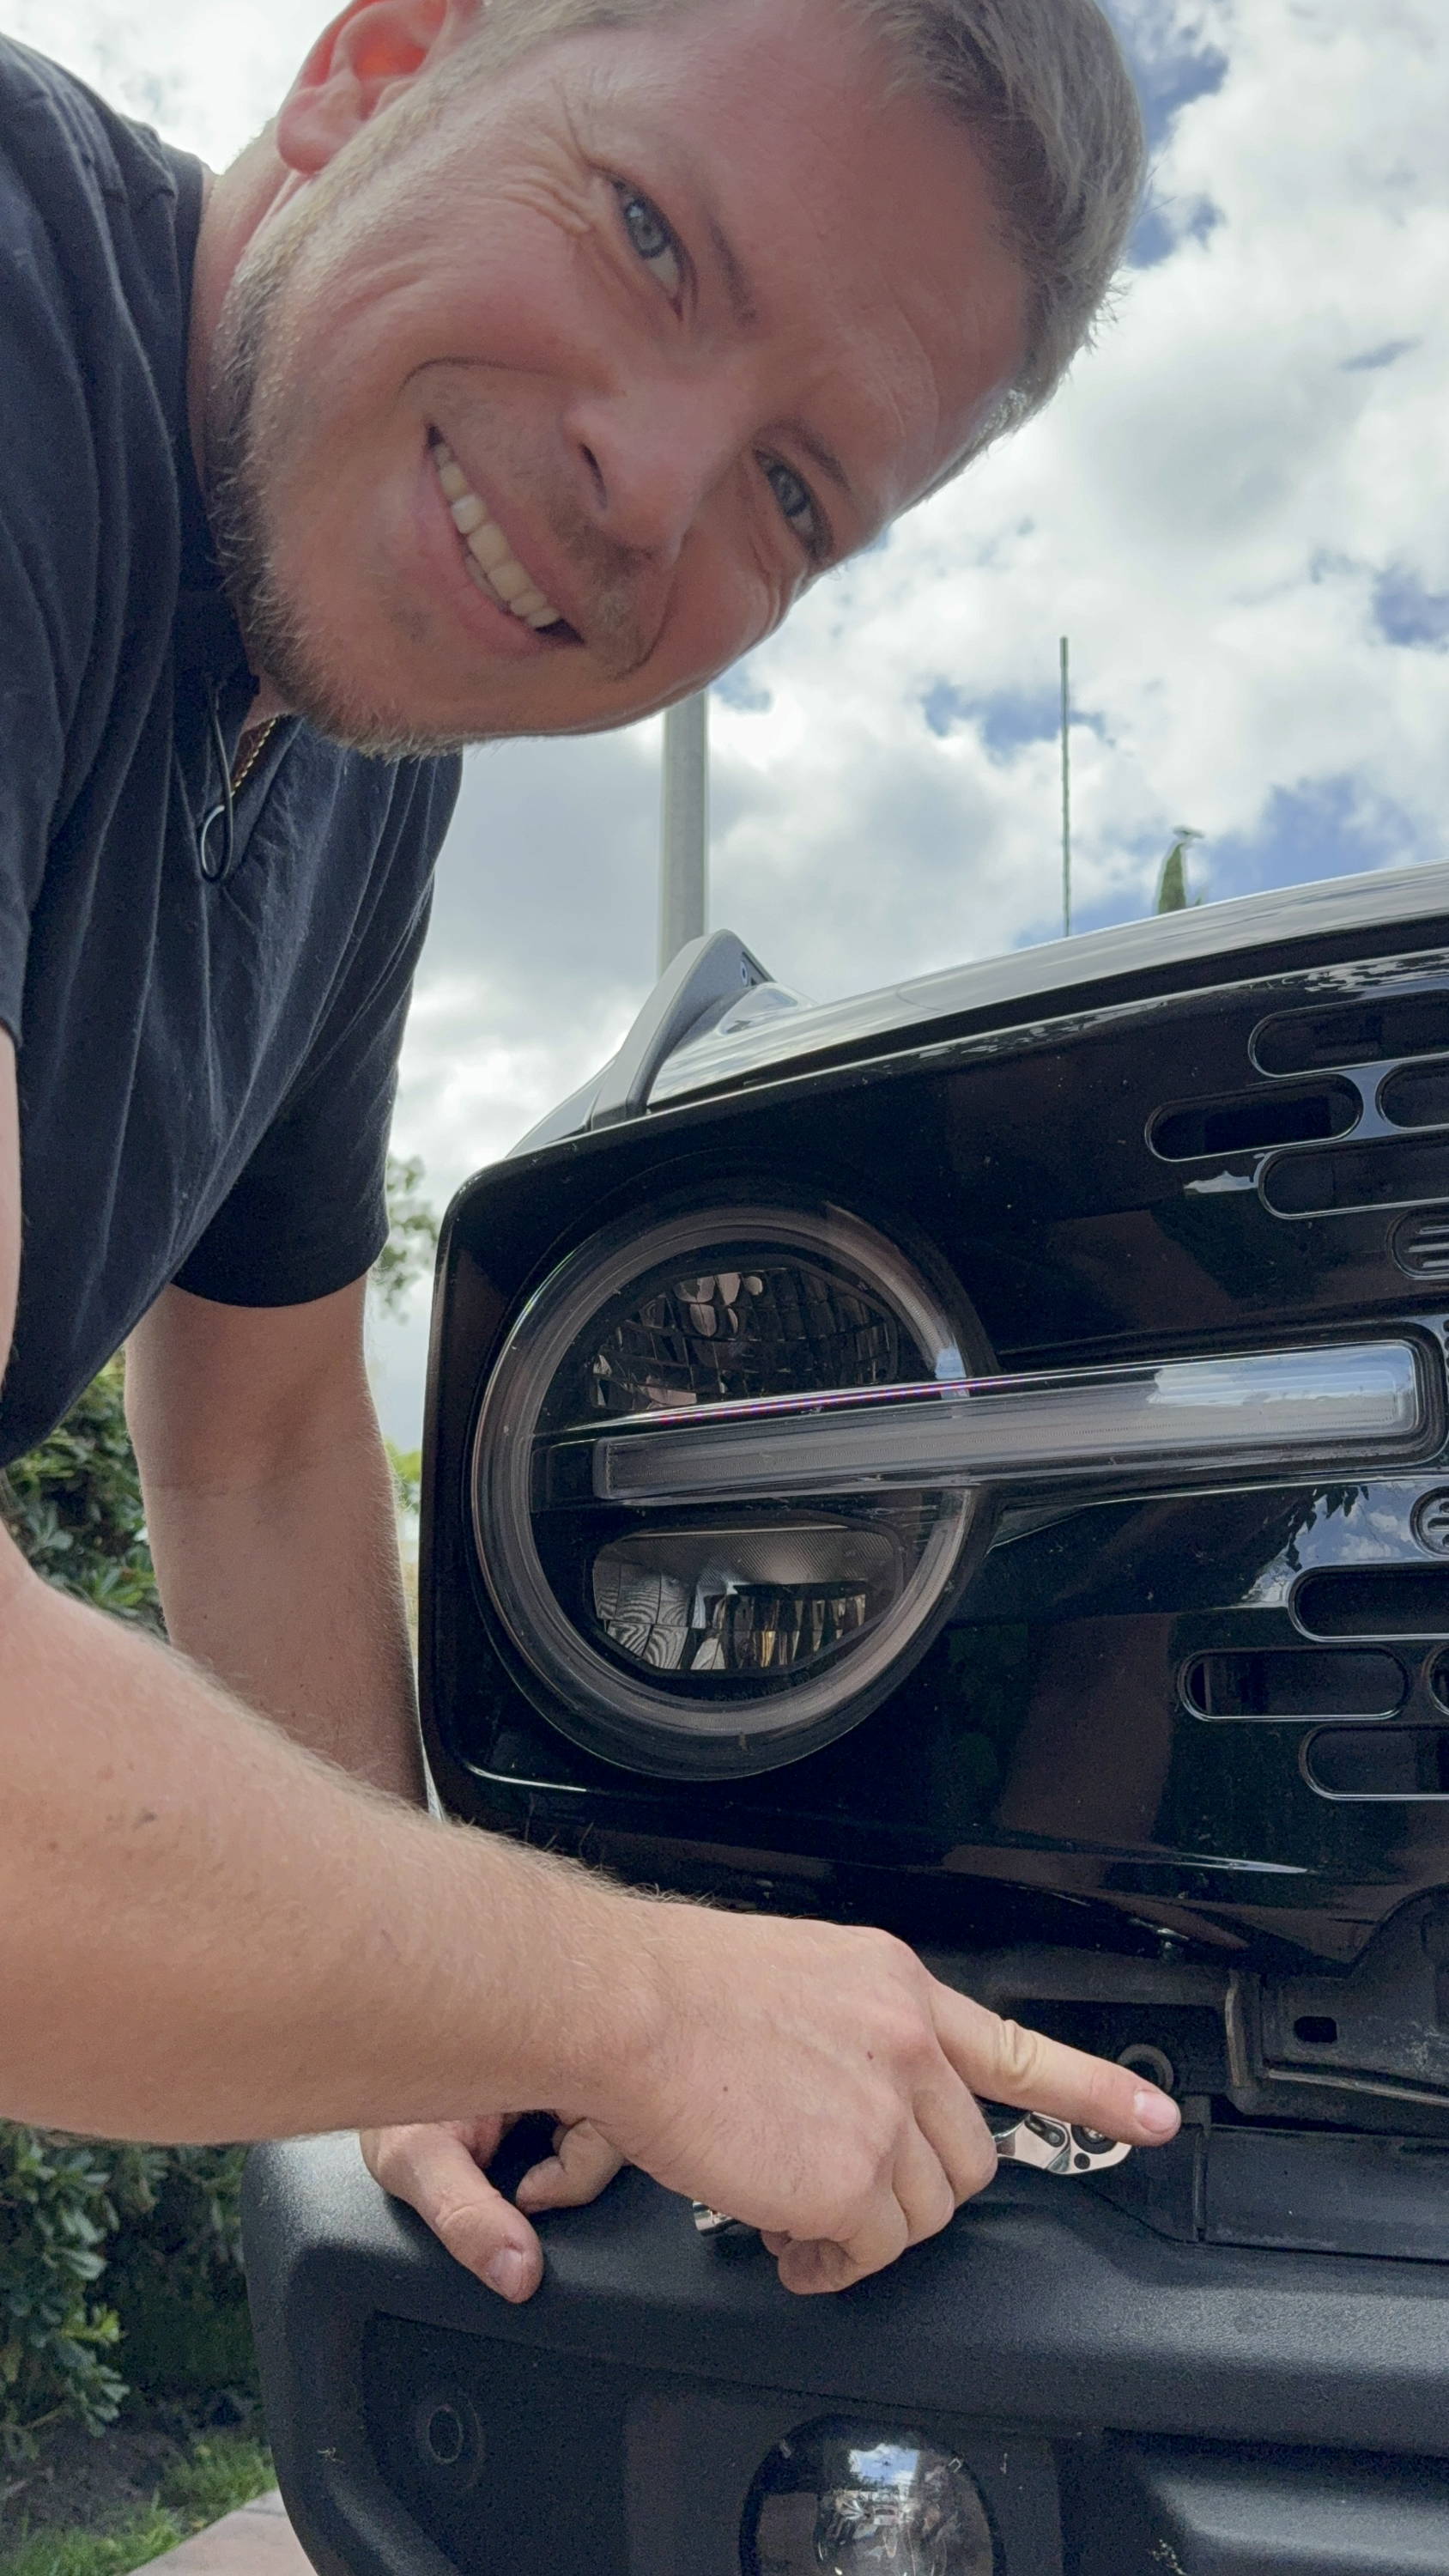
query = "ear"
xmin=276 ymin=0 xmax=481 ymax=174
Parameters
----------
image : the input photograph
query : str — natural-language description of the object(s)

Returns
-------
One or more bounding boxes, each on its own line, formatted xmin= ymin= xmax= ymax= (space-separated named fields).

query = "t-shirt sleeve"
xmin=173 ymin=766 xmax=452 ymax=1309
xmin=0 ymin=120 xmax=104 ymax=1044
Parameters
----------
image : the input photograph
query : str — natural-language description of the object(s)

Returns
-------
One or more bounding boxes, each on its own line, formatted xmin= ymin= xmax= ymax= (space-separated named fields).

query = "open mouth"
xmin=428 ymin=433 xmax=579 ymax=642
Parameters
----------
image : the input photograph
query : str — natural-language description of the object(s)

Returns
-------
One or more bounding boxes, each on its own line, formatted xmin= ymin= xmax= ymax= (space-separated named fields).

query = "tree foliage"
xmin=1155 ymin=825 xmax=1204 ymax=914
xmin=0 ymin=1364 xmax=161 ymax=1630
xmin=371 ymin=1151 xmax=440 ymax=1321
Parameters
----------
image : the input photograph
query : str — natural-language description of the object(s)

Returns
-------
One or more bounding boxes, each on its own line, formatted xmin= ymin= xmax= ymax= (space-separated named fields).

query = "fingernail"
xmin=484 ymin=2246 xmax=532 ymax=2301
xmin=1134 ymin=2087 xmax=1179 ymax=2136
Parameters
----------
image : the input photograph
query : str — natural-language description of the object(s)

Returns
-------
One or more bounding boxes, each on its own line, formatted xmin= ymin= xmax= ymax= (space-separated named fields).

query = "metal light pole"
xmin=658 ymin=691 xmax=709 ymax=974
xmin=1059 ymin=635 xmax=1072 ymax=939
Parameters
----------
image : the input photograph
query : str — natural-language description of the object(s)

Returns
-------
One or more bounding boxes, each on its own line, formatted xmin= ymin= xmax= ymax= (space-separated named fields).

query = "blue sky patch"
xmin=923 ymin=682 xmax=1072 ymax=753
xmin=1374 ymin=568 xmax=1449 ymax=650
xmin=713 ymin=663 xmax=774 ymax=714
xmin=1187 ymin=778 xmax=1432 ymax=908
xmin=1108 ymin=3 xmax=1230 ymax=267
xmin=1342 ymin=337 xmax=1421 ymax=374
xmin=1109 ymin=1 xmax=1229 ymax=149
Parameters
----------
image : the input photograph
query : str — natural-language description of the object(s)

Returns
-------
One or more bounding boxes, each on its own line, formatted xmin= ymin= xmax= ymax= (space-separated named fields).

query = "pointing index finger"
xmin=929 ymin=1981 xmax=1180 ymax=2145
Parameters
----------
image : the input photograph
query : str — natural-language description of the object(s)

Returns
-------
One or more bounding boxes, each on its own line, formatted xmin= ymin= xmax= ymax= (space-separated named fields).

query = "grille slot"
xmin=1381 ymin=1060 xmax=1449 ymax=1129
xmin=1149 ymin=1083 xmax=1358 ymax=1163
xmin=1305 ymin=1727 xmax=1449 ymax=1799
xmin=1184 ymin=1648 xmax=1404 ymax=1719
xmin=1255 ymin=991 xmax=1449 ymax=1075
xmin=1297 ymin=1567 xmax=1449 ymax=1637
xmin=1392 ymin=1214 xmax=1449 ymax=1279
xmin=1262 ymin=1136 xmax=1449 ymax=1217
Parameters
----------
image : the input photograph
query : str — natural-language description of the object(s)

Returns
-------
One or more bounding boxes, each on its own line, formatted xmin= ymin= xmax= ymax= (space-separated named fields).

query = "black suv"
xmin=245 ymin=864 xmax=1449 ymax=2575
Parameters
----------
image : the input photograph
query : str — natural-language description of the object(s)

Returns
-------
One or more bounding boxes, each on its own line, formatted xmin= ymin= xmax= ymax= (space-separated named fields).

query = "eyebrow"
xmin=700 ymin=210 xmax=857 ymax=518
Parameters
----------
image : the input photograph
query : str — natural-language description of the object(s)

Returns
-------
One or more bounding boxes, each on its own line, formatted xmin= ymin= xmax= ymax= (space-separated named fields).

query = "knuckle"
xmin=993 ymin=2015 xmax=1046 ymax=2090
xmin=430 ymin=2196 xmax=495 ymax=2255
xmin=845 ymin=1925 xmax=919 ymax=1990
xmin=927 ymin=2174 xmax=957 ymax=2238
xmin=961 ymin=2130 xmax=998 ymax=2201
xmin=362 ymin=2129 xmax=415 ymax=2193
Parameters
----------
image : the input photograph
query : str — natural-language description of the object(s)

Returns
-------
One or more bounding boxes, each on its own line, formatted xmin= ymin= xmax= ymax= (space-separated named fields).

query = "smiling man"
xmin=0 ymin=0 xmax=1170 ymax=2310
xmin=197 ymin=0 xmax=1032 ymax=750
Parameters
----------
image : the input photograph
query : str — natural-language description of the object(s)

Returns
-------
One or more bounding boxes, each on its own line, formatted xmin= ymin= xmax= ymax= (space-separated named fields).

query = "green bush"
xmin=0 ymin=2132 xmax=129 ymax=2457
xmin=0 ymin=1364 xmax=161 ymax=1630
xmin=0 ymin=2131 xmax=254 ymax=2461
xmin=0 ymin=1370 xmax=252 ymax=2458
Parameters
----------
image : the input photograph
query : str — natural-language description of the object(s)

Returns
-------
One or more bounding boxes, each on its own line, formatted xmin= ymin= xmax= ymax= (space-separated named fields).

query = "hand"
xmin=582 ymin=1911 xmax=1180 ymax=2296
xmin=360 ymin=2116 xmax=625 ymax=2302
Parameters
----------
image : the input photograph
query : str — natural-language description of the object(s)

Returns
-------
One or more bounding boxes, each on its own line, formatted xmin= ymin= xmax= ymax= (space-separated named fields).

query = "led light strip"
xmin=583 ymin=1340 xmax=1431 ymax=1509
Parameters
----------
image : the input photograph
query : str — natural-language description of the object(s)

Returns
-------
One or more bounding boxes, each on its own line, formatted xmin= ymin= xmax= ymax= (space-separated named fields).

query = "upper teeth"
xmin=432 ymin=441 xmax=563 ymax=629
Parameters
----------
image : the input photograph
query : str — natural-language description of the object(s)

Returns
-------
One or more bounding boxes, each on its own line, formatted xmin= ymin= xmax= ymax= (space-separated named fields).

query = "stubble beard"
xmin=203 ymin=99 xmax=664 ymax=762
xmin=204 ymin=221 xmax=470 ymax=763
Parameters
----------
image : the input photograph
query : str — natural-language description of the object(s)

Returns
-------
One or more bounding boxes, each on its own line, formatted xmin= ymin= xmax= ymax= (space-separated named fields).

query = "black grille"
xmin=1306 ymin=1727 xmax=1449 ymax=1799
xmin=1296 ymin=1567 xmax=1449 ymax=1637
xmin=1263 ymin=1136 xmax=1449 ymax=1217
xmin=1255 ymin=990 xmax=1449 ymax=1074
xmin=1184 ymin=1648 xmax=1404 ymax=1719
xmin=1381 ymin=1060 xmax=1449 ymax=1130
xmin=1392 ymin=1213 xmax=1449 ymax=1279
xmin=1149 ymin=1083 xmax=1358 ymax=1163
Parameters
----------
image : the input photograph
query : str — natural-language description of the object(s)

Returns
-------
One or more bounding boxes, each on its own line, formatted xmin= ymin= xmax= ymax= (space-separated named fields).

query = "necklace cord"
xmin=200 ymin=683 xmax=235 ymax=884
xmin=200 ymin=691 xmax=280 ymax=885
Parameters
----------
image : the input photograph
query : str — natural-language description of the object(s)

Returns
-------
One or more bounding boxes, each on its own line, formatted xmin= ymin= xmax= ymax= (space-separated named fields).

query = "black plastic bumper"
xmin=243 ymin=2134 xmax=1449 ymax=2576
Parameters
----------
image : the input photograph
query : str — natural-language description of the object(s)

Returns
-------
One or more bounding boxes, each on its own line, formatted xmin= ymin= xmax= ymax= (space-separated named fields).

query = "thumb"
xmin=361 ymin=2123 xmax=546 ymax=2303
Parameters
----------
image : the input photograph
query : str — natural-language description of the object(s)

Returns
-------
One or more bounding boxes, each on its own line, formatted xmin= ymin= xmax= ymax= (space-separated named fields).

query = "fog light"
xmin=741 ymin=2419 xmax=996 ymax=2575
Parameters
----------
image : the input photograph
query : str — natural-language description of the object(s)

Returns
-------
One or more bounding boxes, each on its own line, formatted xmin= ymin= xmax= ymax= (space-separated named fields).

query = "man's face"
xmin=209 ymin=0 xmax=1026 ymax=752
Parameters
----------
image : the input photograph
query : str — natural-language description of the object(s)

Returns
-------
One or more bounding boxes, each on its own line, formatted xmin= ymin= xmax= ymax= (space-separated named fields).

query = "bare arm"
xmin=125 ymin=1279 xmax=421 ymax=1801
xmin=127 ymin=1272 xmax=609 ymax=2300
xmin=0 ymin=1033 xmax=1177 ymax=2286
xmin=124 ymin=1273 xmax=572 ymax=2296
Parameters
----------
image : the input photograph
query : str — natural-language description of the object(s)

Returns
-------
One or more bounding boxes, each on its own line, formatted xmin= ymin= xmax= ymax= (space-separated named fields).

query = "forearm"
xmin=0 ymin=1541 xmax=650 ymax=2142
xmin=137 ymin=1386 xmax=423 ymax=1802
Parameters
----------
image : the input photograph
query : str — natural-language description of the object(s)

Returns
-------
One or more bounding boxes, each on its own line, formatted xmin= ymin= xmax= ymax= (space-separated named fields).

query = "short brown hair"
xmin=438 ymin=0 xmax=1146 ymax=453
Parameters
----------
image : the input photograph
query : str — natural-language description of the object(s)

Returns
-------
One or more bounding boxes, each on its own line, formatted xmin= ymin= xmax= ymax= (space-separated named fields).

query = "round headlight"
xmin=471 ymin=1193 xmax=991 ymax=1778
xmin=741 ymin=2418 xmax=997 ymax=2574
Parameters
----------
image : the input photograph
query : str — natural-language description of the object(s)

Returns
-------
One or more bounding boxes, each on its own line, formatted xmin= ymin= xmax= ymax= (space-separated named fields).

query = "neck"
xmin=241 ymin=678 xmax=290 ymax=733
xmin=189 ymin=143 xmax=303 ymax=729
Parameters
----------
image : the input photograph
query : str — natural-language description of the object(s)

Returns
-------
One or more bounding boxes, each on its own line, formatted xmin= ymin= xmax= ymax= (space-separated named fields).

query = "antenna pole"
xmin=1059 ymin=635 xmax=1072 ymax=938
xmin=658 ymin=692 xmax=710 ymax=974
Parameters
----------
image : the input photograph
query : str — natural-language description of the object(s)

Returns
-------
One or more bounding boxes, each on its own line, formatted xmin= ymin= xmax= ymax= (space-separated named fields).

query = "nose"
xmin=565 ymin=370 xmax=754 ymax=567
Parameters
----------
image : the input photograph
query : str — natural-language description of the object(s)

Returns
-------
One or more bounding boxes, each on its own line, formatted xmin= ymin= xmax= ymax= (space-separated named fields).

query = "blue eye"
xmin=613 ymin=183 xmax=684 ymax=300
xmin=762 ymin=457 xmax=822 ymax=555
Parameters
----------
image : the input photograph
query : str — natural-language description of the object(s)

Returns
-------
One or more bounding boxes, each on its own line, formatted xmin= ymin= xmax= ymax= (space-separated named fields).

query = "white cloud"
xmin=3 ymin=2 xmax=295 ymax=161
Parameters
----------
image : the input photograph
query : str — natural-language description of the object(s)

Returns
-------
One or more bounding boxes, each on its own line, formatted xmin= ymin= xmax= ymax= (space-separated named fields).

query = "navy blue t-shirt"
xmin=0 ymin=39 xmax=460 ymax=1467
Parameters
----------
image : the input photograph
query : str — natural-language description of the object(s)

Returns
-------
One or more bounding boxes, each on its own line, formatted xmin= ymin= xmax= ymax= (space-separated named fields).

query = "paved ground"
xmin=150 ymin=2489 xmax=313 ymax=2576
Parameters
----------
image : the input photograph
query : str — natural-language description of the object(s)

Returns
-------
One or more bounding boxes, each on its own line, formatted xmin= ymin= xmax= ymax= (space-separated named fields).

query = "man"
xmin=0 ymin=0 xmax=1176 ymax=2309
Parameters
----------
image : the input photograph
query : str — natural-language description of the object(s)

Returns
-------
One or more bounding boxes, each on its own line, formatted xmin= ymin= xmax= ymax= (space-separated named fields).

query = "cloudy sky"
xmin=6 ymin=0 xmax=1446 ymax=1445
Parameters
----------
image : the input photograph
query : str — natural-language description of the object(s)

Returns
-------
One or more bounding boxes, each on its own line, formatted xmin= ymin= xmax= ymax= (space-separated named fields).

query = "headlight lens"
xmin=741 ymin=2419 xmax=997 ymax=2574
xmin=471 ymin=1196 xmax=989 ymax=1777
